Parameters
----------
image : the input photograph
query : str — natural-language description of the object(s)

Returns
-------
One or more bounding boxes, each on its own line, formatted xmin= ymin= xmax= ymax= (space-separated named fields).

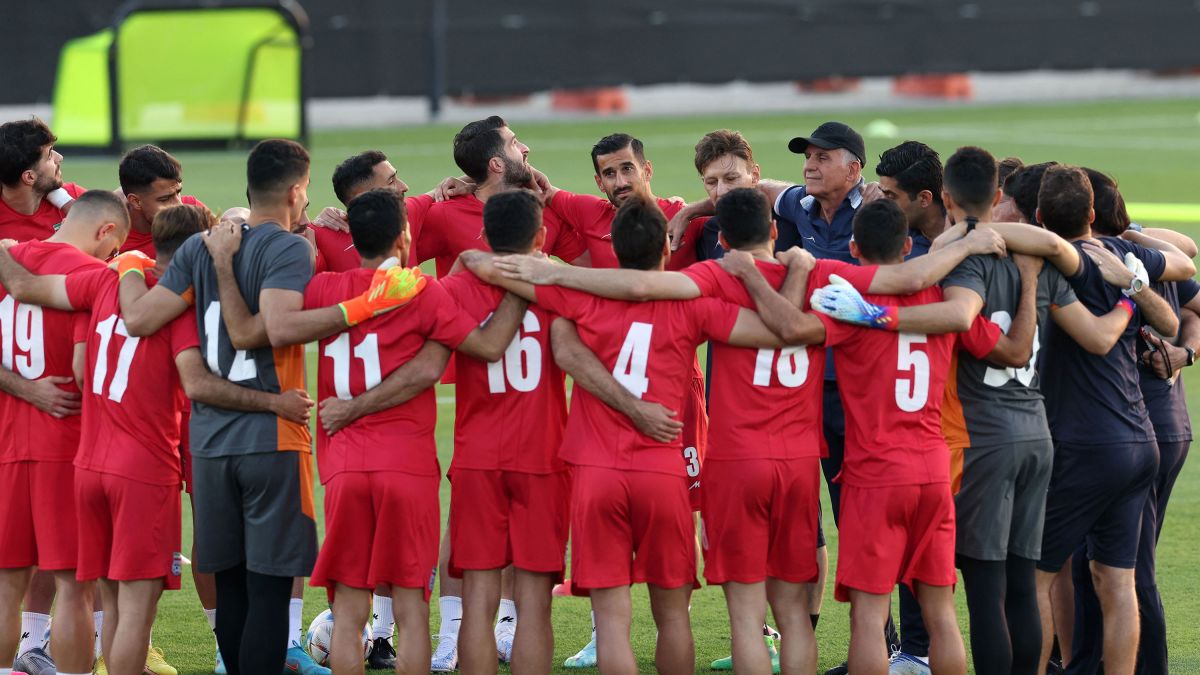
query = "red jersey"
xmin=534 ymin=286 xmax=738 ymax=476
xmin=818 ymin=286 xmax=957 ymax=487
xmin=0 ymin=183 xmax=87 ymax=242
xmin=65 ymin=270 xmax=198 ymax=486
xmin=0 ymin=240 xmax=104 ymax=463
xmin=439 ymin=270 xmax=568 ymax=474
xmin=681 ymin=258 xmax=877 ymax=460
xmin=304 ymin=271 xmax=477 ymax=482
xmin=415 ymin=195 xmax=586 ymax=278
xmin=548 ymin=191 xmax=705 ymax=270
xmin=311 ymin=195 xmax=434 ymax=273
xmin=118 ymin=195 xmax=207 ymax=258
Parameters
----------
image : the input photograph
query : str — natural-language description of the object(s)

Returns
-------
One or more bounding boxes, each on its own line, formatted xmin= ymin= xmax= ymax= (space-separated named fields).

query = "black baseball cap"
xmin=788 ymin=121 xmax=866 ymax=165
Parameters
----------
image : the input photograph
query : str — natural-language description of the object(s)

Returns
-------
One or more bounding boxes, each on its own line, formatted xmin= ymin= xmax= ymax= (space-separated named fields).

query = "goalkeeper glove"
xmin=109 ymin=250 xmax=156 ymax=280
xmin=338 ymin=264 xmax=427 ymax=327
xmin=809 ymin=274 xmax=899 ymax=330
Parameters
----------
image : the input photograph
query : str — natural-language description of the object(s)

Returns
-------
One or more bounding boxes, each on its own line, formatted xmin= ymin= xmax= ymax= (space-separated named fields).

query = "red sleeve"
xmin=405 ymin=194 xmax=434 ymax=239
xmin=64 ymin=267 xmax=115 ymax=311
xmin=809 ymin=259 xmax=878 ymax=294
xmin=425 ymin=281 xmax=478 ymax=349
xmin=692 ymin=297 xmax=741 ymax=343
xmin=533 ymin=285 xmax=597 ymax=322
xmin=815 ymin=312 xmax=854 ymax=348
xmin=960 ymin=314 xmax=1002 ymax=359
xmin=168 ymin=311 xmax=201 ymax=356
xmin=543 ymin=209 xmax=588 ymax=263
xmin=412 ymin=206 xmax=441 ymax=265
xmin=181 ymin=195 xmax=208 ymax=212
xmin=680 ymin=260 xmax=720 ymax=297
xmin=547 ymin=190 xmax=595 ymax=229
xmin=64 ymin=183 xmax=87 ymax=199
xmin=72 ymin=312 xmax=89 ymax=345
xmin=302 ymin=273 xmax=336 ymax=310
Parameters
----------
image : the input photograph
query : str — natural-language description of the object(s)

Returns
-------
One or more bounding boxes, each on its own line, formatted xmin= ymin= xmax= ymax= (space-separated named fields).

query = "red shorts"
xmin=448 ymin=469 xmax=570 ymax=580
xmin=569 ymin=466 xmax=697 ymax=593
xmin=75 ymin=468 xmax=182 ymax=589
xmin=834 ymin=483 xmax=957 ymax=602
xmin=180 ymin=413 xmax=193 ymax=495
xmin=682 ymin=375 xmax=708 ymax=511
xmin=701 ymin=457 xmax=820 ymax=585
xmin=0 ymin=461 xmax=78 ymax=570
xmin=310 ymin=471 xmax=439 ymax=602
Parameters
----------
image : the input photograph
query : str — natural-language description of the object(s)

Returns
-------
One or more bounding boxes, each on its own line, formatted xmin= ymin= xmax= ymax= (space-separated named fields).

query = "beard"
xmin=501 ymin=156 xmax=533 ymax=188
xmin=33 ymin=171 xmax=63 ymax=197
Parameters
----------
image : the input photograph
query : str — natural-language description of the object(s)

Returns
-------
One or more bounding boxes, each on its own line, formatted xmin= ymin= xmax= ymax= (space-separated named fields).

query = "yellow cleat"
xmin=94 ymin=656 xmax=107 ymax=675
xmin=145 ymin=646 xmax=178 ymax=675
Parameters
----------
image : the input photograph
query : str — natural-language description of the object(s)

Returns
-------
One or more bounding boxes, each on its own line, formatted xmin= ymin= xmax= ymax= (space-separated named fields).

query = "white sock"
xmin=204 ymin=608 xmax=217 ymax=632
xmin=1 ymin=667 xmax=12 ymax=675
xmin=93 ymin=611 xmax=104 ymax=659
xmin=19 ymin=612 xmax=50 ymax=654
xmin=288 ymin=598 xmax=304 ymax=647
xmin=370 ymin=595 xmax=394 ymax=640
xmin=495 ymin=599 xmax=517 ymax=630
xmin=437 ymin=596 xmax=462 ymax=641
xmin=915 ymin=655 xmax=930 ymax=664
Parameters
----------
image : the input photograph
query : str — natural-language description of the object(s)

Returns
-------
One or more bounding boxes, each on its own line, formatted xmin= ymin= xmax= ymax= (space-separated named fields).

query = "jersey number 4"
xmin=613 ymin=322 xmax=653 ymax=398
xmin=895 ymin=333 xmax=930 ymax=412
xmin=488 ymin=310 xmax=542 ymax=393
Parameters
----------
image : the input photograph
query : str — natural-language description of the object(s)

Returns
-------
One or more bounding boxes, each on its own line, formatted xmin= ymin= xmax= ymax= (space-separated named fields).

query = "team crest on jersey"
xmin=171 ymin=552 xmax=183 ymax=577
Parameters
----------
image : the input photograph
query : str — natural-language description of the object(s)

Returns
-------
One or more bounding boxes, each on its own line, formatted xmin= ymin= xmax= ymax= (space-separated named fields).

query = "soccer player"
xmin=752 ymin=199 xmax=971 ymax=675
xmin=875 ymin=140 xmax=948 ymax=257
xmin=115 ymin=145 xmax=207 ymax=258
xmin=297 ymin=187 xmax=527 ymax=675
xmin=113 ymin=140 xmax=422 ymax=675
xmin=0 ymin=203 xmax=314 ymax=675
xmin=0 ymin=191 xmax=129 ymax=675
xmin=0 ymin=119 xmax=85 ymax=242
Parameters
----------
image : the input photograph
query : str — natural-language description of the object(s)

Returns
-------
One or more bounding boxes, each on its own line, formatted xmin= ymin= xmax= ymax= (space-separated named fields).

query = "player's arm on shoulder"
xmin=1122 ymin=230 xmax=1196 ymax=281
xmin=985 ymin=254 xmax=1041 ymax=368
xmin=549 ymin=318 xmax=683 ymax=443
xmin=1137 ymin=227 xmax=1198 ymax=259
xmin=120 ymin=279 xmax=188 ymax=337
xmin=756 ymin=179 xmax=796 ymax=210
xmin=891 ymin=286 xmax=982 ymax=334
xmin=320 ymin=340 xmax=451 ymax=435
xmin=460 ymin=250 xmax=537 ymax=301
xmin=725 ymin=252 xmax=822 ymax=344
xmin=1080 ymin=241 xmax=1178 ymax=337
xmin=667 ymin=199 xmax=715 ymax=251
xmin=259 ymin=288 xmax=348 ymax=347
xmin=0 ymin=247 xmax=72 ymax=310
xmin=494 ymin=253 xmax=700 ymax=301
xmin=1049 ymin=300 xmax=1131 ymax=356
xmin=204 ymin=221 xmax=269 ymax=349
xmin=175 ymin=347 xmax=312 ymax=422
xmin=456 ymin=293 xmax=528 ymax=362
xmin=870 ymin=228 xmax=1007 ymax=294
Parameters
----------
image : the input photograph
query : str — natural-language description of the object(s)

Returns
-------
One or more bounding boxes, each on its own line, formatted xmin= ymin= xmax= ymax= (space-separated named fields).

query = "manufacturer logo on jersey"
xmin=171 ymin=552 xmax=182 ymax=577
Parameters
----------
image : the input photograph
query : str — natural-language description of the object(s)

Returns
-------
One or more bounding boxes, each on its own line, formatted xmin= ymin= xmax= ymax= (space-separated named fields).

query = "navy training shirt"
xmin=1041 ymin=236 xmax=1166 ymax=446
xmin=1139 ymin=278 xmax=1200 ymax=443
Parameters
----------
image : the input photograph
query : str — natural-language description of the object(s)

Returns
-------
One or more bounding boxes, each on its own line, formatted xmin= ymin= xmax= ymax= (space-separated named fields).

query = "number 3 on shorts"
xmin=895 ymin=333 xmax=929 ymax=412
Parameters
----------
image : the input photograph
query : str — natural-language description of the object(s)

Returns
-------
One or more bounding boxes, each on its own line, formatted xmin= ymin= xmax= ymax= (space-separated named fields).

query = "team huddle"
xmin=0 ymin=114 xmax=1192 ymax=675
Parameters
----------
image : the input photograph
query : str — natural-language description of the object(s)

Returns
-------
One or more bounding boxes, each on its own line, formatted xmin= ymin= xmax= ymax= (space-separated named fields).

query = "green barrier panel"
xmin=52 ymin=30 xmax=114 ymax=148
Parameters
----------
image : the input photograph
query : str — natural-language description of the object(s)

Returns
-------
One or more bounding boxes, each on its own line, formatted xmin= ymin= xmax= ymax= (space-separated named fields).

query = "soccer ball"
xmin=305 ymin=608 xmax=371 ymax=666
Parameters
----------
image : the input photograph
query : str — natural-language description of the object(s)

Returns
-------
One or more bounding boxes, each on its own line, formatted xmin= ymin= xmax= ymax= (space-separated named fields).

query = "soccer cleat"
xmin=94 ymin=656 xmax=107 ymax=675
xmin=145 ymin=646 xmax=178 ymax=675
xmin=214 ymin=646 xmax=227 ymax=675
xmin=494 ymin=617 xmax=516 ymax=663
xmin=284 ymin=640 xmax=331 ymax=675
xmin=14 ymin=646 xmax=55 ymax=675
xmin=551 ymin=579 xmax=574 ymax=597
xmin=366 ymin=636 xmax=396 ymax=669
xmin=887 ymin=649 xmax=931 ymax=675
xmin=430 ymin=634 xmax=459 ymax=672
xmin=822 ymin=662 xmax=849 ymax=675
xmin=709 ymin=635 xmax=780 ymax=673
xmin=562 ymin=636 xmax=597 ymax=668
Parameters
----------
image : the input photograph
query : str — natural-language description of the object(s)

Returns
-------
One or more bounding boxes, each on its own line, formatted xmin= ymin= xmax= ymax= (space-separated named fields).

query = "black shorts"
xmin=1037 ymin=441 xmax=1158 ymax=572
xmin=192 ymin=451 xmax=319 ymax=577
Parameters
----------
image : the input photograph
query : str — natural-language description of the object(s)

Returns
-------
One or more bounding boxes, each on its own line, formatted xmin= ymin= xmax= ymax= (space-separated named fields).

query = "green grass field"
xmin=62 ymin=97 xmax=1200 ymax=673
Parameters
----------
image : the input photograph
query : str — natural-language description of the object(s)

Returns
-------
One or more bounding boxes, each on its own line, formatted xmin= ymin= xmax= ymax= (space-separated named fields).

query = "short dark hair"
xmin=610 ymin=197 xmax=667 ymax=271
xmin=997 ymin=157 xmax=1024 ymax=188
xmin=453 ymin=116 xmax=507 ymax=183
xmin=852 ymin=199 xmax=909 ymax=262
xmin=153 ymin=204 xmax=213 ymax=258
xmin=118 ymin=145 xmax=182 ymax=195
xmin=590 ymin=133 xmax=645 ymax=174
xmin=346 ymin=188 xmax=406 ymax=260
xmin=694 ymin=129 xmax=754 ymax=175
xmin=0 ymin=119 xmax=55 ymax=186
xmin=1005 ymin=161 xmax=1058 ymax=224
xmin=943 ymin=146 xmax=997 ymax=212
xmin=1084 ymin=167 xmax=1130 ymax=237
xmin=875 ymin=141 xmax=943 ymax=205
xmin=246 ymin=139 xmax=309 ymax=202
xmin=715 ymin=188 xmax=772 ymax=249
xmin=482 ymin=189 xmax=542 ymax=254
xmin=332 ymin=150 xmax=388 ymax=206
xmin=1038 ymin=166 xmax=1094 ymax=239
xmin=70 ymin=189 xmax=131 ymax=231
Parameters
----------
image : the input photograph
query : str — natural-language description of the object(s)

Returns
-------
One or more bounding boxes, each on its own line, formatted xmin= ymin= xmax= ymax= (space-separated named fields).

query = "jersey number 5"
xmin=613 ymin=322 xmax=653 ymax=398
xmin=0 ymin=296 xmax=45 ymax=379
xmin=895 ymin=333 xmax=930 ymax=412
